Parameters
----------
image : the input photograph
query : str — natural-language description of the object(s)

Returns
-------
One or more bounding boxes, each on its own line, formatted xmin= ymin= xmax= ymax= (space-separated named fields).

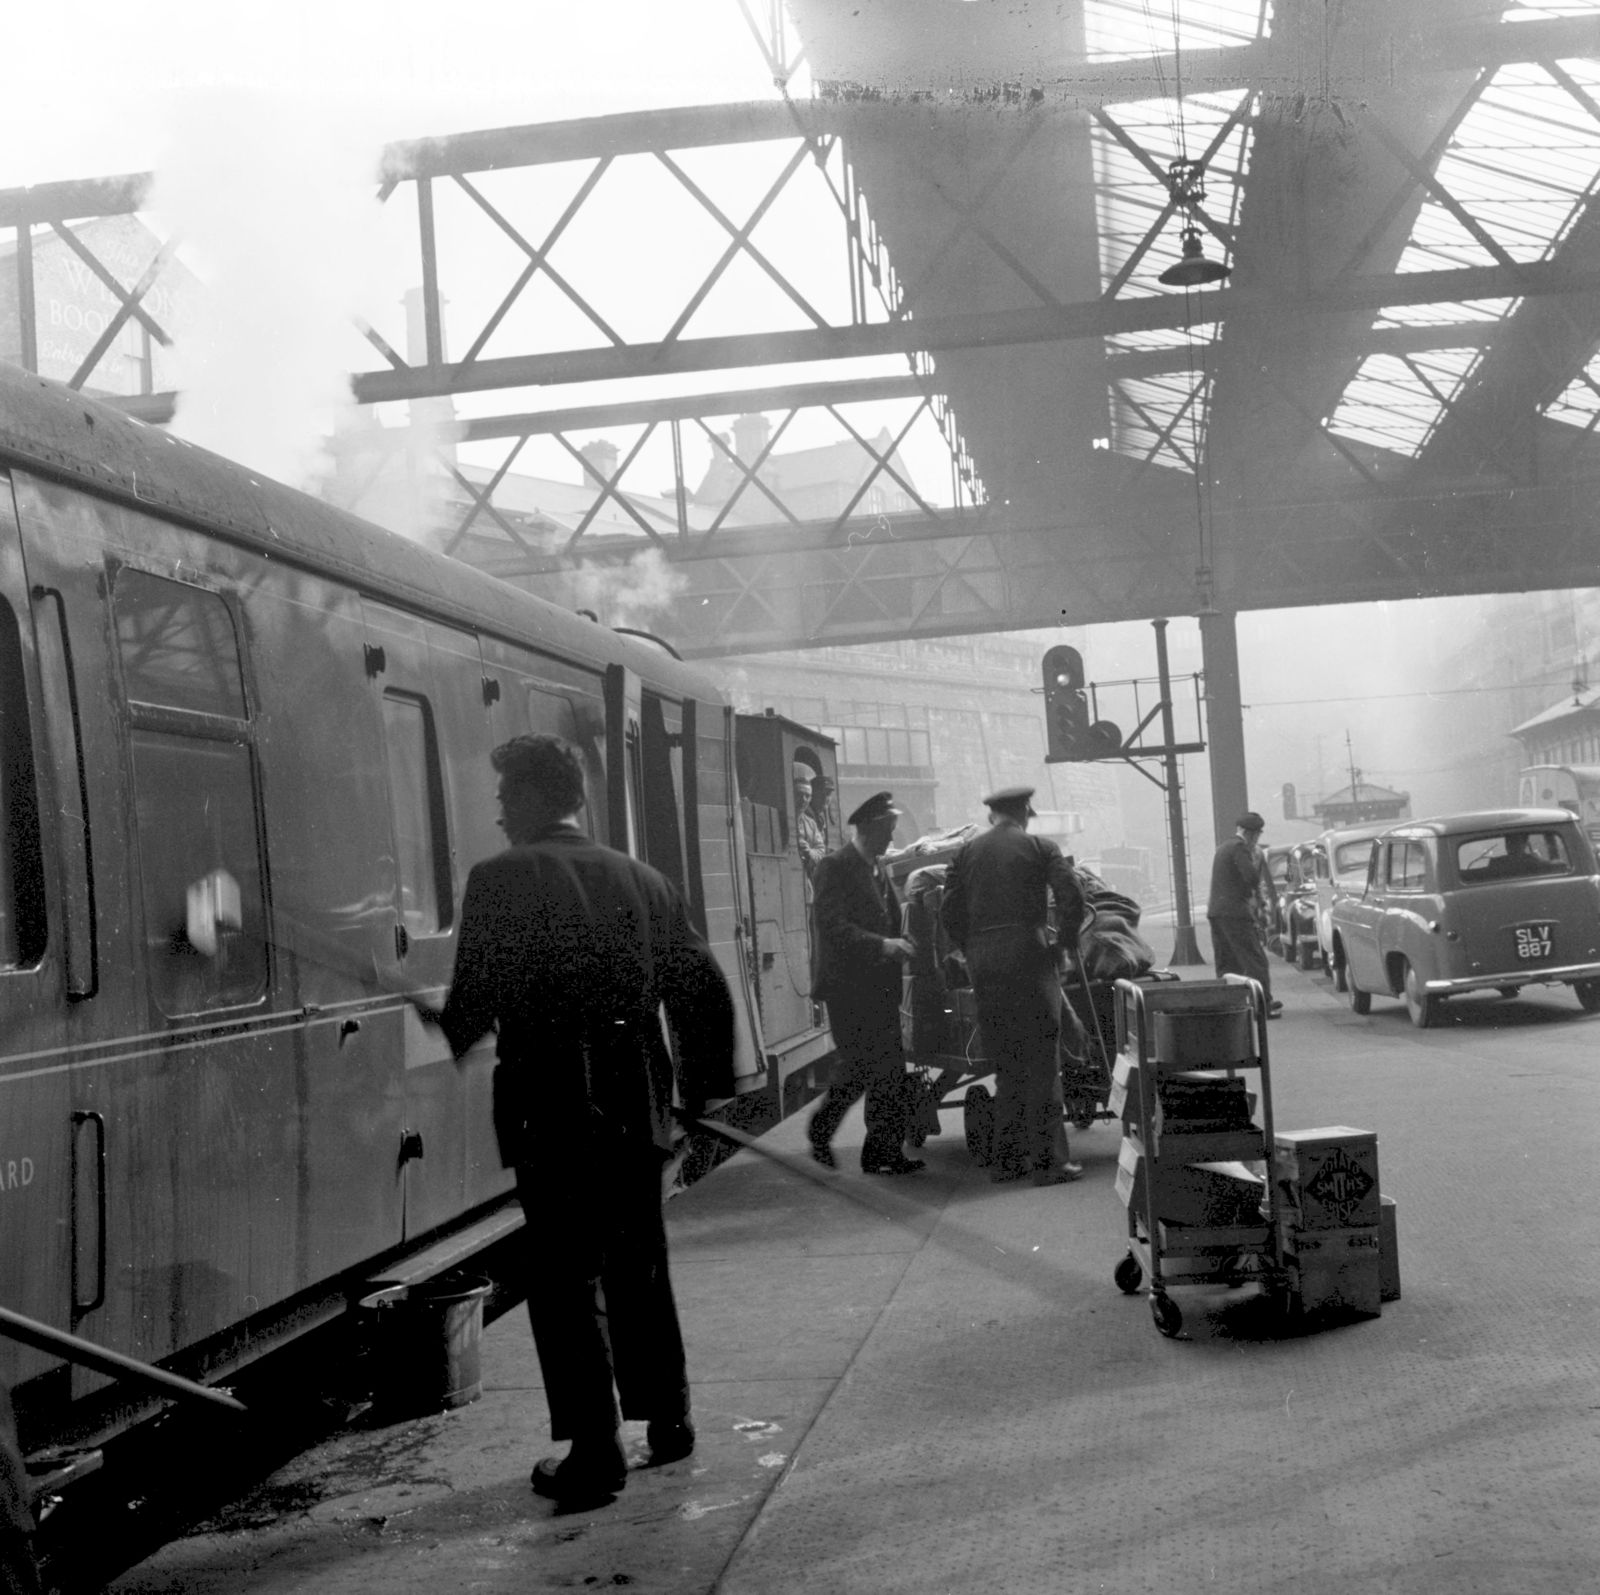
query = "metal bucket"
xmin=363 ymin=1274 xmax=493 ymax=1414
xmin=1150 ymin=1006 xmax=1255 ymax=1066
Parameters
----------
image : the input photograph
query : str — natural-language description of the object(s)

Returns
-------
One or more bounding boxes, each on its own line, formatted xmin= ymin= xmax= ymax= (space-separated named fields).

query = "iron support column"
xmin=1154 ymin=619 xmax=1204 ymax=966
xmin=1200 ymin=608 xmax=1249 ymax=847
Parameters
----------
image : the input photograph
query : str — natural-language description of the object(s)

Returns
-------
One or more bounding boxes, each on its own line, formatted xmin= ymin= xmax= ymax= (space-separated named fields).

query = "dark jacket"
xmin=1208 ymin=836 xmax=1266 ymax=920
xmin=438 ymin=824 xmax=735 ymax=1168
xmin=941 ymin=818 xmax=1086 ymax=984
xmin=811 ymin=842 xmax=903 ymax=1007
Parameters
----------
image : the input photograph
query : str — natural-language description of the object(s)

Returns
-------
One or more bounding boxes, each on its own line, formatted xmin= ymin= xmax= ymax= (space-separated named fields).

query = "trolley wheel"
xmin=1151 ymin=1294 xmax=1183 ymax=1338
xmin=1113 ymin=1254 xmax=1143 ymax=1294
xmin=963 ymin=1085 xmax=994 ymax=1166
xmin=1067 ymin=1095 xmax=1098 ymax=1133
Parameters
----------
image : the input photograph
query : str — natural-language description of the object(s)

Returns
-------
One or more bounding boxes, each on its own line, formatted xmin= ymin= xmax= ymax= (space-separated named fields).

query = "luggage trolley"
xmin=1111 ymin=976 xmax=1285 ymax=1338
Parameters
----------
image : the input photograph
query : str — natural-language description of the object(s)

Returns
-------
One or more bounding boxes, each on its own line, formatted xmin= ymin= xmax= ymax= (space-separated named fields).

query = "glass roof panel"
xmin=1083 ymin=0 xmax=1268 ymax=62
xmin=1330 ymin=55 xmax=1600 ymax=457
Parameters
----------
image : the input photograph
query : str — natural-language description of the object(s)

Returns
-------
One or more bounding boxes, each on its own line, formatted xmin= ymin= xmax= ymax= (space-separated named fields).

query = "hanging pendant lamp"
xmin=1158 ymin=223 xmax=1230 ymax=287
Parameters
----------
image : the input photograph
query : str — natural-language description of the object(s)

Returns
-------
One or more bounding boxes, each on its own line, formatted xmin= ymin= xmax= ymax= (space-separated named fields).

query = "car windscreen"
xmin=1331 ymin=840 xmax=1374 ymax=882
xmin=1454 ymin=829 xmax=1575 ymax=886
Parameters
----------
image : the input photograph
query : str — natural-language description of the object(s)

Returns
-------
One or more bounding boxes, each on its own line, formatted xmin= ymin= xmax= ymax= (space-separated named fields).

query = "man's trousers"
xmin=812 ymin=981 xmax=908 ymax=1167
xmin=516 ymin=1155 xmax=690 ymax=1442
xmin=1208 ymin=915 xmax=1272 ymax=1002
xmin=973 ymin=969 xmax=1071 ymax=1175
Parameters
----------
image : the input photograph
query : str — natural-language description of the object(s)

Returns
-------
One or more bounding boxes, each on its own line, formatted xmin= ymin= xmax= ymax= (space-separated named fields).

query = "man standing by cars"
xmin=436 ymin=734 xmax=735 ymax=1508
xmin=807 ymin=791 xmax=921 ymax=1175
xmin=940 ymin=786 xmax=1087 ymax=1186
xmin=1207 ymin=811 xmax=1283 ymax=1018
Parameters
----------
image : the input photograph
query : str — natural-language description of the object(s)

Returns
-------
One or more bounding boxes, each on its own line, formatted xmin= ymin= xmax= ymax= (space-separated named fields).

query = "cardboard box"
xmin=1281 ymin=1223 xmax=1382 ymax=1318
xmin=1273 ymin=1126 xmax=1381 ymax=1230
xmin=1379 ymin=1194 xmax=1401 ymax=1302
xmin=1116 ymin=1139 xmax=1265 ymax=1225
xmin=1108 ymin=1055 xmax=1140 ymax=1126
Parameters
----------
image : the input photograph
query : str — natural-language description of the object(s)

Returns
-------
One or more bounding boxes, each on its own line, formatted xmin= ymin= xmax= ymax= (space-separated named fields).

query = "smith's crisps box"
xmin=1272 ymin=1126 xmax=1380 ymax=1230
xmin=1116 ymin=1140 xmax=1265 ymax=1225
xmin=1281 ymin=1224 xmax=1382 ymax=1318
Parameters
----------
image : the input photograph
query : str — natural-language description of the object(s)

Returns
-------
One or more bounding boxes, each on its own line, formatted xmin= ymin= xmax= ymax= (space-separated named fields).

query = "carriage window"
xmin=526 ymin=684 xmax=605 ymax=838
xmin=641 ymin=693 xmax=686 ymax=892
xmin=382 ymin=692 xmax=451 ymax=935
xmin=131 ymin=730 xmax=266 ymax=1012
xmin=114 ymin=569 xmax=246 ymax=717
xmin=0 ymin=598 xmax=45 ymax=969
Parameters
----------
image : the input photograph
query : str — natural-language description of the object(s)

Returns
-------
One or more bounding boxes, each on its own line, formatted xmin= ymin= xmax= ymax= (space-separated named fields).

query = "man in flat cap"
xmin=807 ymin=791 xmax=922 ymax=1174
xmin=1207 ymin=811 xmax=1282 ymax=1018
xmin=940 ymin=787 xmax=1087 ymax=1185
xmin=793 ymin=761 xmax=826 ymax=889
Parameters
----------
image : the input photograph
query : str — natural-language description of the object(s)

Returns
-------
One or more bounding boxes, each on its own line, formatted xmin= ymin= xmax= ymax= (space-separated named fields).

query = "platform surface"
xmin=111 ymin=960 xmax=1600 ymax=1594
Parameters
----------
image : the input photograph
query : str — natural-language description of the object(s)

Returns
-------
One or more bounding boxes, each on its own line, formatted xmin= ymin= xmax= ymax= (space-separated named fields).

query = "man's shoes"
xmin=530 ymin=1438 xmax=627 ymax=1506
xmin=807 ymin=1116 xmax=836 ymax=1168
xmin=1266 ymin=999 xmax=1284 ymax=1019
xmin=646 ymin=1419 xmax=696 ymax=1466
xmin=862 ymin=1153 xmax=925 ymax=1175
xmin=1031 ymin=1163 xmax=1084 ymax=1187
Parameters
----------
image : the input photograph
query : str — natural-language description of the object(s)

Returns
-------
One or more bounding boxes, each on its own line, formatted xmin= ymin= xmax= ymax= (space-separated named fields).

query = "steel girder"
xmin=11 ymin=5 xmax=1600 ymax=653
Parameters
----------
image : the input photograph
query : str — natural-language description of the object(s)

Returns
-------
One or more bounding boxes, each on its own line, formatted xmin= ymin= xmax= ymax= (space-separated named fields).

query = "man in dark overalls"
xmin=1207 ymin=811 xmax=1282 ymax=1018
xmin=807 ymin=791 xmax=920 ymax=1175
xmin=438 ymin=735 xmax=735 ymax=1508
xmin=941 ymin=786 xmax=1087 ymax=1185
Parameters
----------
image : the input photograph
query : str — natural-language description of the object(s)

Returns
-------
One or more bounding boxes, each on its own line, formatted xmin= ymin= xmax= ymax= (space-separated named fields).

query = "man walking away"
xmin=437 ymin=735 xmax=735 ymax=1508
xmin=941 ymin=787 xmax=1087 ymax=1186
xmin=1207 ymin=810 xmax=1282 ymax=1018
xmin=807 ymin=791 xmax=922 ymax=1175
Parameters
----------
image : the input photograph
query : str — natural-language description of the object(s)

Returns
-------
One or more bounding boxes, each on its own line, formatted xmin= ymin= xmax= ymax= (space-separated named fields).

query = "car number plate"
xmin=1513 ymin=924 xmax=1554 ymax=961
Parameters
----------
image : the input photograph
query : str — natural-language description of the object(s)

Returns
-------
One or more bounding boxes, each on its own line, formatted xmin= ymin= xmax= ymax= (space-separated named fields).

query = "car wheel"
xmin=1575 ymin=979 xmax=1600 ymax=1014
xmin=1496 ymin=985 xmax=1520 ymax=1000
xmin=1297 ymin=941 xmax=1316 ymax=972
xmin=1347 ymin=965 xmax=1371 ymax=1015
xmin=1330 ymin=941 xmax=1349 ymax=994
xmin=1402 ymin=960 xmax=1438 ymax=1029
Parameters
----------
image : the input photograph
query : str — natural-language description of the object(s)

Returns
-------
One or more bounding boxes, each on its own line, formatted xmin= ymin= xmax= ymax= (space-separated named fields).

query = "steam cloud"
xmin=565 ymin=547 xmax=689 ymax=630
xmin=151 ymin=91 xmax=382 ymax=491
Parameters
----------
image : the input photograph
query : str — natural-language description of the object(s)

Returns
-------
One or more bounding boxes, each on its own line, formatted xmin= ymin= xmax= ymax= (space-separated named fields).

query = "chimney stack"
xmin=579 ymin=439 xmax=620 ymax=485
xmin=733 ymin=412 xmax=771 ymax=464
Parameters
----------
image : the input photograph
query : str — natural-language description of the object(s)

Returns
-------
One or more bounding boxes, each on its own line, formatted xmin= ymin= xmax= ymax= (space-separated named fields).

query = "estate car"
xmin=1328 ymin=809 xmax=1600 ymax=1027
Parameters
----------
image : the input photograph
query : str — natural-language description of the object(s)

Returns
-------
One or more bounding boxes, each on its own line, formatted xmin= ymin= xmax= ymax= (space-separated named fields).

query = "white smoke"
xmin=566 ymin=548 xmax=688 ymax=631
xmin=151 ymin=91 xmax=382 ymax=491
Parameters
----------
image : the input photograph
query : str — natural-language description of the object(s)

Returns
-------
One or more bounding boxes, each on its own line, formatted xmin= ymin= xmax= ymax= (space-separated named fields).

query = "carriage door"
xmin=361 ymin=602 xmax=476 ymax=1239
xmin=0 ymin=479 xmax=68 ymax=1388
xmin=605 ymin=665 xmax=644 ymax=858
xmin=479 ymin=641 xmax=609 ymax=842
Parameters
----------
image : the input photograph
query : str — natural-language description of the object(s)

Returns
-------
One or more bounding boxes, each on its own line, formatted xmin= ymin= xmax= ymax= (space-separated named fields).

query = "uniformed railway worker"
xmin=436 ymin=734 xmax=735 ymax=1508
xmin=807 ymin=791 xmax=922 ymax=1175
xmin=1206 ymin=810 xmax=1283 ymax=1018
xmin=940 ymin=786 xmax=1087 ymax=1186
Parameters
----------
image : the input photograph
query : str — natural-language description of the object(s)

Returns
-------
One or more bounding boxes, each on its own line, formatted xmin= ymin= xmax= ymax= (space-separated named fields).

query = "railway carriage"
xmin=0 ymin=364 xmax=795 ymax=1456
